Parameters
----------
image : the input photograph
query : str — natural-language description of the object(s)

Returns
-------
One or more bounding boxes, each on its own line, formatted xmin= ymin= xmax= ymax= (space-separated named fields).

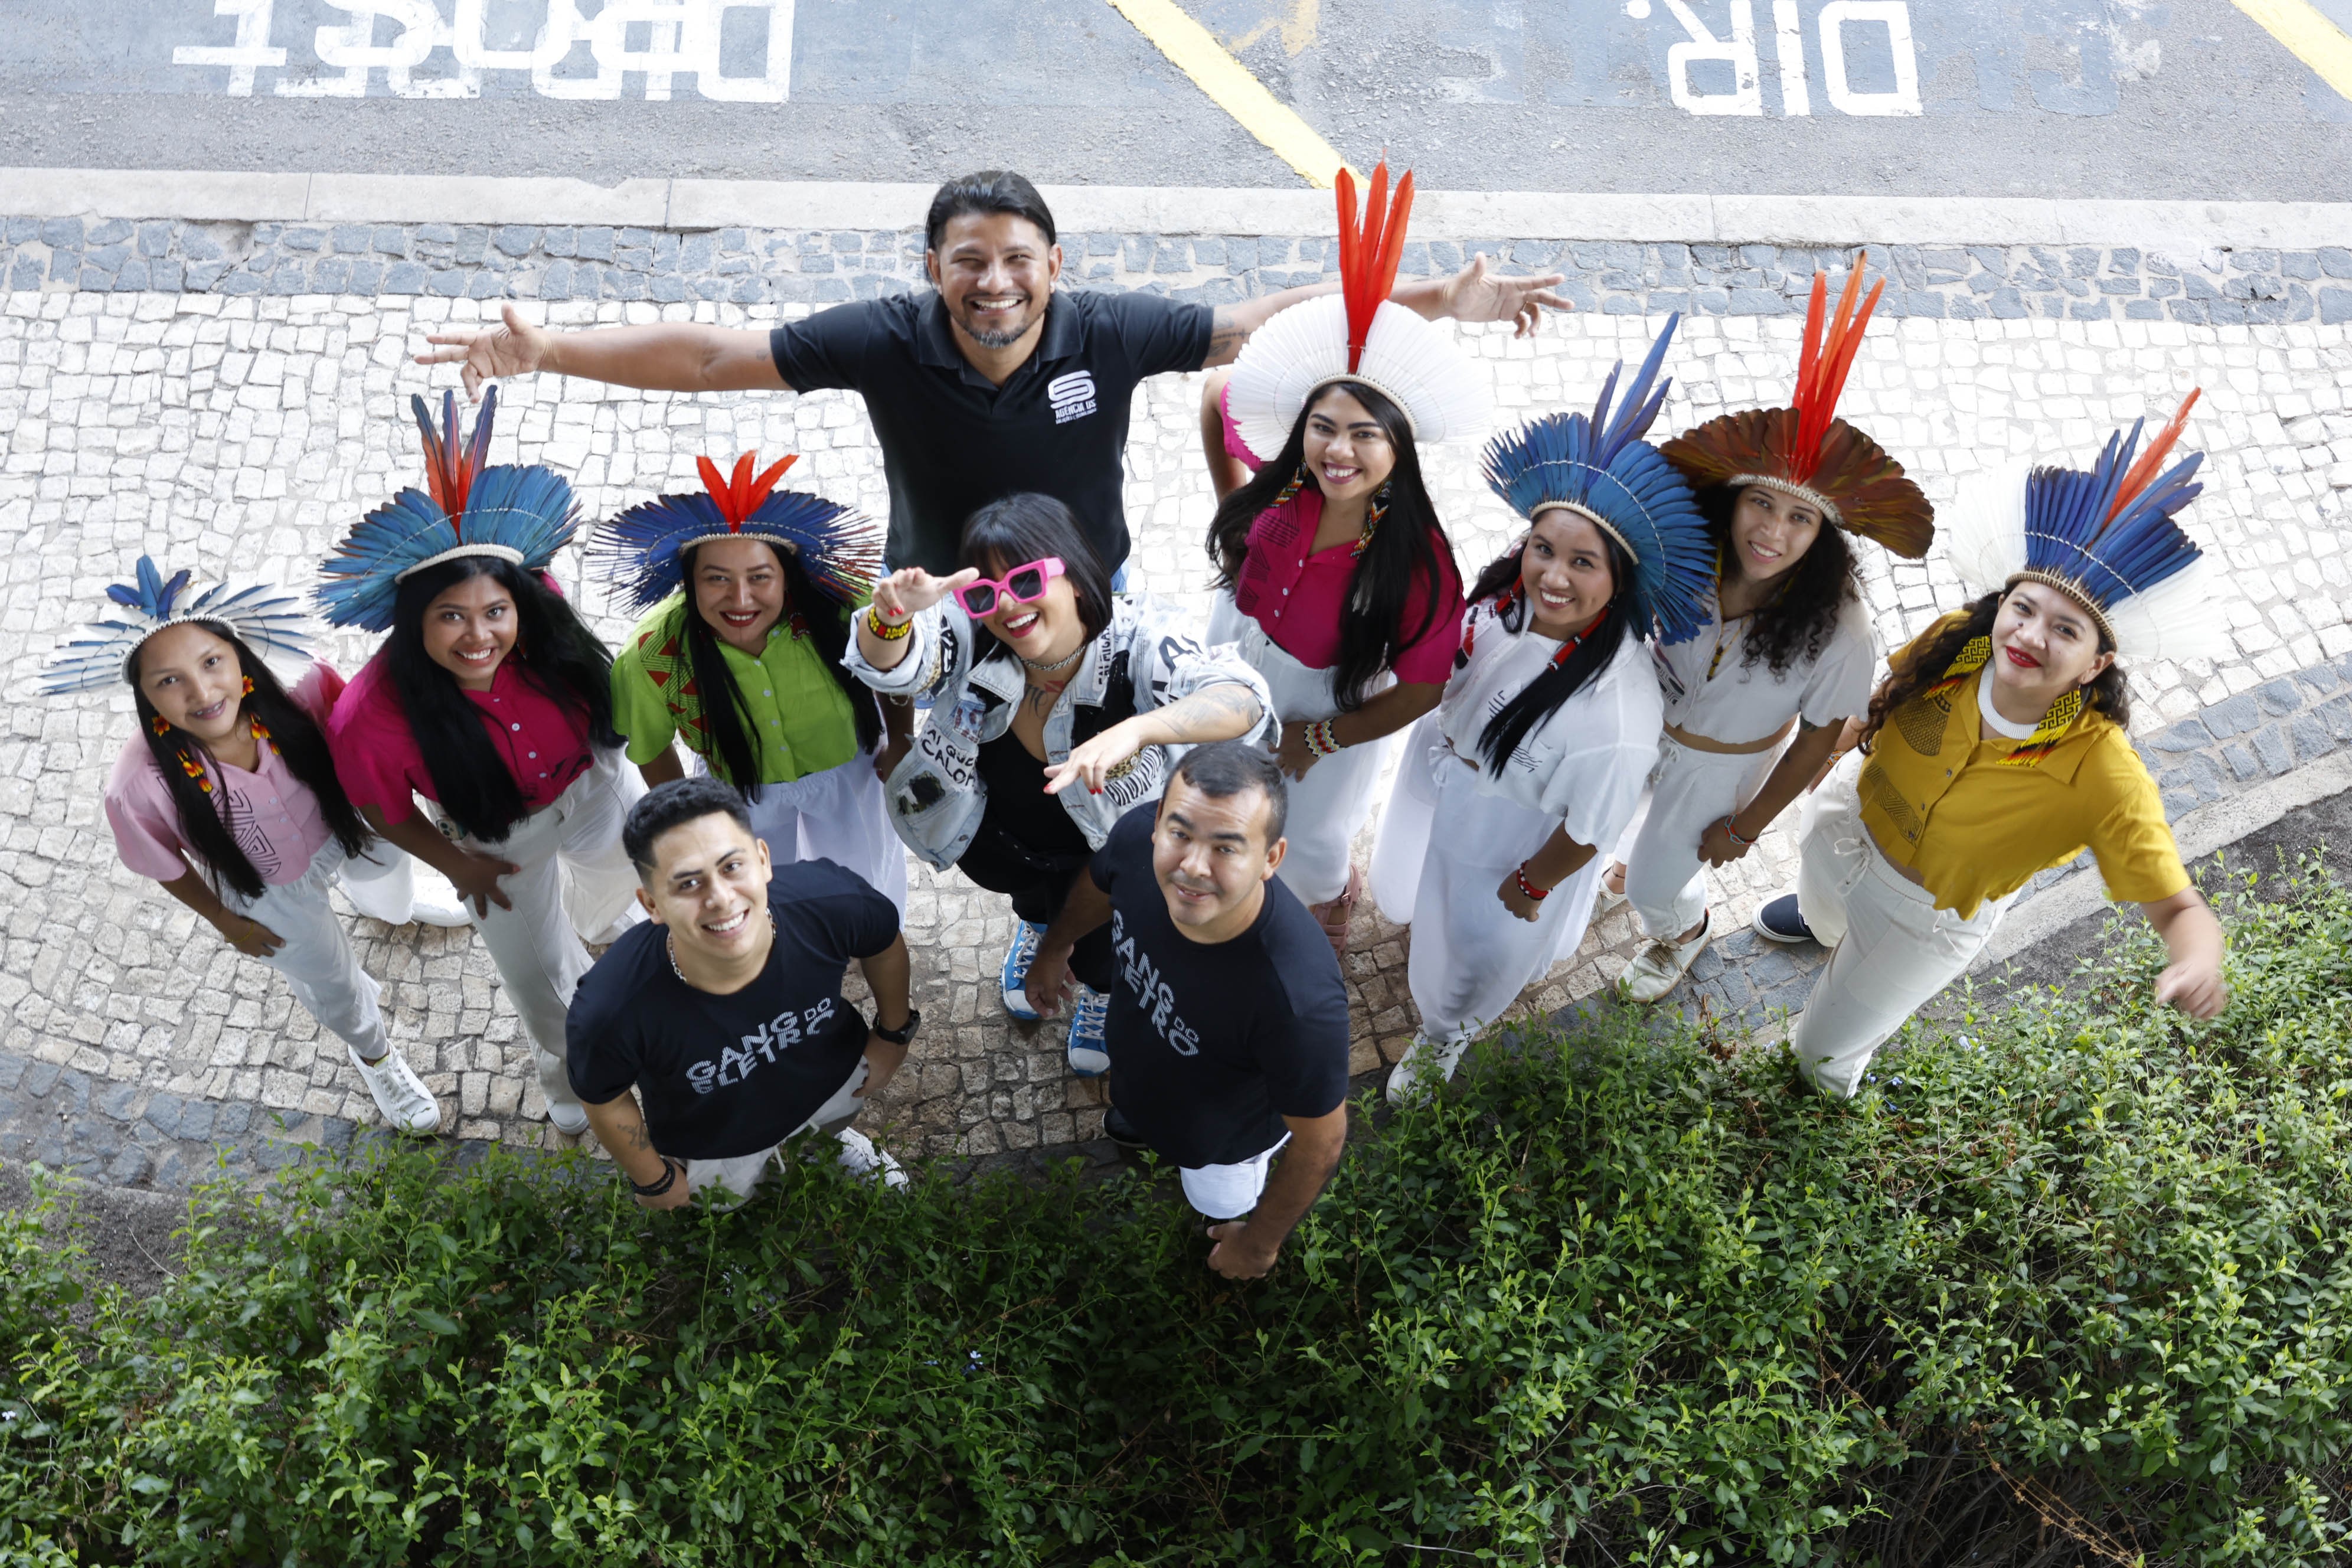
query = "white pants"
xmin=1209 ymin=593 xmax=1392 ymax=907
xmin=449 ymin=752 xmax=645 ymax=1114
xmin=1614 ymin=736 xmax=1782 ymax=939
xmin=1373 ymin=725 xmax=1606 ymax=1044
xmin=713 ymin=750 xmax=909 ymax=917
xmin=684 ymin=1058 xmax=870 ymax=1209
xmin=335 ymin=841 xmax=444 ymax=926
xmin=1179 ymin=1130 xmax=1290 ymax=1220
xmin=1789 ymin=757 xmax=2008 ymax=1097
xmin=218 ymin=838 xmax=390 ymax=1060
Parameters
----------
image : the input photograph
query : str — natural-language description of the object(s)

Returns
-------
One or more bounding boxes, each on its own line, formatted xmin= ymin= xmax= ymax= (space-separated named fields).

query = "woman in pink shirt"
xmin=321 ymin=391 xmax=642 ymax=1137
xmin=47 ymin=558 xmax=442 ymax=1134
xmin=1206 ymin=164 xmax=1485 ymax=955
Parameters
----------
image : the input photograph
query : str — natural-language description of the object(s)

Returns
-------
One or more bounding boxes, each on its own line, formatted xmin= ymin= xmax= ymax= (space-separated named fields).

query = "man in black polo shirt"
xmin=1023 ymin=741 xmax=1351 ymax=1280
xmin=417 ymin=170 xmax=1567 ymax=575
xmin=568 ymin=776 xmax=922 ymax=1210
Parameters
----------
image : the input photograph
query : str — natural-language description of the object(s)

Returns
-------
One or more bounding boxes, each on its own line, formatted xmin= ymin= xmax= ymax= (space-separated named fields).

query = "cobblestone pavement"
xmin=2 ymin=226 xmax=2348 ymax=1186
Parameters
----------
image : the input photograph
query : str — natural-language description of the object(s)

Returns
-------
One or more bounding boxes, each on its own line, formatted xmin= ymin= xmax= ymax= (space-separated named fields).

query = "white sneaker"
xmin=348 ymin=1044 xmax=442 ymax=1135
xmin=1385 ymin=1032 xmax=1468 ymax=1105
xmin=1595 ymin=867 xmax=1628 ymax=915
xmin=832 ymin=1127 xmax=909 ymax=1190
xmin=403 ymin=865 xmax=474 ymax=927
xmin=1615 ymin=910 xmax=1714 ymax=1004
xmin=547 ymin=1100 xmax=589 ymax=1136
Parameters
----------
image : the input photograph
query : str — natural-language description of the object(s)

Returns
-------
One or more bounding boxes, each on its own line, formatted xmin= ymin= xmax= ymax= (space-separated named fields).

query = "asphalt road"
xmin=1 ymin=0 xmax=2350 ymax=198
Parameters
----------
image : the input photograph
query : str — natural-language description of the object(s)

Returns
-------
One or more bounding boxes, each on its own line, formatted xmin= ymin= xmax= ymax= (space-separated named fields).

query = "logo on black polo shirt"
xmin=1047 ymin=371 xmax=1098 ymax=424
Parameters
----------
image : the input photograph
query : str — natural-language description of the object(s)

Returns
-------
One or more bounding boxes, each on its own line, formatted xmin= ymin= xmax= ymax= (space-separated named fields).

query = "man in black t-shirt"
xmin=568 ymin=777 xmax=922 ymax=1210
xmin=417 ymin=171 xmax=1569 ymax=576
xmin=1025 ymin=741 xmax=1351 ymax=1279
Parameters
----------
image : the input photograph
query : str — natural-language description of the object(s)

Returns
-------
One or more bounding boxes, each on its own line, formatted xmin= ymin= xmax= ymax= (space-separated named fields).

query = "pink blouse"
xmin=1230 ymin=488 xmax=1465 ymax=687
xmin=328 ymin=652 xmax=594 ymax=826
xmin=105 ymin=663 xmax=344 ymax=888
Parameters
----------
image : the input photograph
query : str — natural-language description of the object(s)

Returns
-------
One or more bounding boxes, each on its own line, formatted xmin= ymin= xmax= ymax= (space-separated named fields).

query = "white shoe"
xmin=1616 ymin=910 xmax=1714 ymax=1004
xmin=348 ymin=1044 xmax=442 ymax=1135
xmin=547 ymin=1100 xmax=589 ymax=1136
xmin=589 ymin=901 xmax=649 ymax=946
xmin=832 ymin=1127 xmax=909 ymax=1190
xmin=1385 ymin=1032 xmax=1468 ymax=1105
xmin=404 ymin=896 xmax=473 ymax=928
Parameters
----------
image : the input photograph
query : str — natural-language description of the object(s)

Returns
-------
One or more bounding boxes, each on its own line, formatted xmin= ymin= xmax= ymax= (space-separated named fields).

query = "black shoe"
xmin=1751 ymin=893 xmax=1817 ymax=945
xmin=1101 ymin=1106 xmax=1146 ymax=1149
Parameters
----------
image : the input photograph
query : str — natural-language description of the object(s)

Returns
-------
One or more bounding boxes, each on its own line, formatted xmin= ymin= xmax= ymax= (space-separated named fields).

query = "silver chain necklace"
xmin=1018 ymin=641 xmax=1084 ymax=675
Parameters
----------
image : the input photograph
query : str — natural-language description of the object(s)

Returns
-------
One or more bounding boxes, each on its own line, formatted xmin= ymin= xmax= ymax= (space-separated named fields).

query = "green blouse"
xmin=610 ymin=593 xmax=858 ymax=784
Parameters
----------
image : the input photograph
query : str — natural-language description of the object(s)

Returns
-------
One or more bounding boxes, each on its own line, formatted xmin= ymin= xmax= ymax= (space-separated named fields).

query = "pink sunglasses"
xmin=955 ymin=556 xmax=1066 ymax=618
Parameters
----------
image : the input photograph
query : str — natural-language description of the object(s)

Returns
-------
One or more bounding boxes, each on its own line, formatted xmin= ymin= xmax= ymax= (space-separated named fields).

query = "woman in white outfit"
xmin=1600 ymin=266 xmax=1937 ymax=1001
xmin=1206 ymin=161 xmax=1486 ymax=953
xmin=1754 ymin=394 xmax=2230 ymax=1095
xmin=47 ymin=557 xmax=443 ymax=1133
xmin=1375 ymin=322 xmax=1715 ymax=1100
xmin=594 ymin=450 xmax=907 ymax=914
xmin=321 ymin=390 xmax=645 ymax=1137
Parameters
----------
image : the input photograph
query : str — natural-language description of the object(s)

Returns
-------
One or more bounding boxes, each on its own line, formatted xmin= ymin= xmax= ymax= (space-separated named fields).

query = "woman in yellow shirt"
xmin=1754 ymin=396 xmax=2230 ymax=1096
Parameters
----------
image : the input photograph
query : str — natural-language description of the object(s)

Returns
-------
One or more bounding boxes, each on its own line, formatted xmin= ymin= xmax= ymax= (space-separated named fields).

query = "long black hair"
xmin=1860 ymin=588 xmax=2130 ymax=754
xmin=384 ymin=555 xmax=620 ymax=842
xmin=1207 ymin=380 xmax=1455 ymax=710
xmin=679 ymin=539 xmax=884 ymax=802
xmin=1704 ymin=484 xmax=1860 ymax=677
xmin=128 ymin=623 xmax=370 ymax=903
xmin=1464 ymin=521 xmax=1640 ymax=775
xmin=957 ymin=494 xmax=1115 ymax=662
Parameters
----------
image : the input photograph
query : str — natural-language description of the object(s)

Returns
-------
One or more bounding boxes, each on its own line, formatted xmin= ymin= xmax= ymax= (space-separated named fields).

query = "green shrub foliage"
xmin=4 ymin=863 xmax=2349 ymax=1565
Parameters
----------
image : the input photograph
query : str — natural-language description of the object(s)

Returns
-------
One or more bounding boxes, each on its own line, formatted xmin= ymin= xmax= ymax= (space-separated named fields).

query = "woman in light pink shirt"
xmin=48 ymin=557 xmax=443 ymax=1135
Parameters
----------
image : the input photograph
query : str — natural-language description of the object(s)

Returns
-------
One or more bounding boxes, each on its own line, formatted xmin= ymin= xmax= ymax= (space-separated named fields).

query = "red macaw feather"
xmin=1336 ymin=159 xmax=1414 ymax=374
xmin=1786 ymin=255 xmax=1881 ymax=485
xmin=2105 ymin=388 xmax=2200 ymax=522
xmin=697 ymin=450 xmax=802 ymax=529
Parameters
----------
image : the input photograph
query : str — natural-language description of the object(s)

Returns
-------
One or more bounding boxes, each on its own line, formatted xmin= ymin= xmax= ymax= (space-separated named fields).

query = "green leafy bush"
xmin=4 ymin=861 xmax=2349 ymax=1566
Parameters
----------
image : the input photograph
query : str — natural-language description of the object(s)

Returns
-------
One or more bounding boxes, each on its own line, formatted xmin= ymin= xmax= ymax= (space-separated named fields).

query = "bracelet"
xmin=1304 ymin=718 xmax=1341 ymax=757
xmin=1720 ymin=814 xmax=1755 ymax=848
xmin=1513 ymin=863 xmax=1550 ymax=902
xmin=865 ymin=606 xmax=912 ymax=641
xmin=630 ymin=1155 xmax=682 ymax=1197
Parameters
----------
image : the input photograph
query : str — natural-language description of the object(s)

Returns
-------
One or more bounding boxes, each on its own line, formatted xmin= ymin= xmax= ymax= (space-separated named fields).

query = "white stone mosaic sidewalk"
xmin=1 ymin=286 xmax=2346 ymax=1167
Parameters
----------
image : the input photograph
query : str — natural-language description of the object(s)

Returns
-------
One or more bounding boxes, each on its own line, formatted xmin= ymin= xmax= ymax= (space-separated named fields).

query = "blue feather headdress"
xmin=1948 ymin=391 xmax=2225 ymax=662
xmin=589 ymin=451 xmax=882 ymax=615
xmin=316 ymin=387 xmax=581 ymax=632
xmin=43 ymin=556 xmax=314 ymax=695
xmin=1481 ymin=316 xmax=1715 ymax=645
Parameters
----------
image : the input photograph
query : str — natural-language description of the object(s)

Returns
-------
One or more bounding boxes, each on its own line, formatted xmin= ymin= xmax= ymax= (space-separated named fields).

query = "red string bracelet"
xmin=1514 ymin=863 xmax=1550 ymax=902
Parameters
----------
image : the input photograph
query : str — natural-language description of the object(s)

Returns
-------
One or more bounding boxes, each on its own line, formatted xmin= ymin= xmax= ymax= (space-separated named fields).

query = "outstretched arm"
xmin=416 ymin=303 xmax=787 ymax=399
xmin=1040 ymin=682 xmax=1267 ymax=795
xmin=1201 ymin=255 xmax=1573 ymax=367
xmin=2142 ymin=887 xmax=2227 ymax=1019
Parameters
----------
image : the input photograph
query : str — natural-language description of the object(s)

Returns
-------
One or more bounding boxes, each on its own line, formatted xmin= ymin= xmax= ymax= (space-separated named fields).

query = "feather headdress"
xmin=1482 ymin=316 xmax=1716 ymax=645
xmin=1945 ymin=391 xmax=2223 ymax=662
xmin=1659 ymin=257 xmax=1933 ymax=558
xmin=43 ymin=556 xmax=314 ymax=695
xmin=590 ymin=450 xmax=883 ymax=614
xmin=1224 ymin=161 xmax=1491 ymax=456
xmin=316 ymin=387 xmax=582 ymax=631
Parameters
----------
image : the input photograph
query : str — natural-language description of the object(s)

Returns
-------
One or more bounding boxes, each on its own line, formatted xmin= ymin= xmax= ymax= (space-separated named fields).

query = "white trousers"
xmin=1179 ymin=1131 xmax=1290 ymax=1220
xmin=710 ymin=750 xmax=909 ymax=916
xmin=1614 ymin=737 xmax=1782 ymax=939
xmin=334 ymin=841 xmax=445 ymax=926
xmin=218 ymin=838 xmax=390 ymax=1060
xmin=1209 ymin=593 xmax=1393 ymax=907
xmin=685 ymin=1057 xmax=870 ymax=1210
xmin=1789 ymin=757 xmax=2007 ymax=1097
xmin=1372 ymin=723 xmax=1606 ymax=1044
xmin=448 ymin=751 xmax=645 ymax=1113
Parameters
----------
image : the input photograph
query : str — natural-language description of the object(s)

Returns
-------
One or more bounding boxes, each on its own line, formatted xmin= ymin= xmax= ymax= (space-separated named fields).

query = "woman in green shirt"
xmin=596 ymin=452 xmax=906 ymax=912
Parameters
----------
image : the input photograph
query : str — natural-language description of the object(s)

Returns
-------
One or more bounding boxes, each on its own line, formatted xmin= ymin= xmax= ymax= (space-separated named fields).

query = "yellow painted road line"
xmin=2232 ymin=0 xmax=2352 ymax=100
xmin=1102 ymin=0 xmax=1353 ymax=188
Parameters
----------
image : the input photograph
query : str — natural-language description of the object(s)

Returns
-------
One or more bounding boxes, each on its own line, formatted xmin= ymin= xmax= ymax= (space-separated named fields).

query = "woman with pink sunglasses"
xmin=848 ymin=493 xmax=1273 ymax=1078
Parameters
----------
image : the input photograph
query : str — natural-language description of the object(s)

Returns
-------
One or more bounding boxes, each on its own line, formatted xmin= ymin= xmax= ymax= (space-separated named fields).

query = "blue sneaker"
xmin=999 ymin=920 xmax=1046 ymax=1021
xmin=1751 ymin=893 xmax=1817 ymax=945
xmin=1066 ymin=985 xmax=1110 ymax=1076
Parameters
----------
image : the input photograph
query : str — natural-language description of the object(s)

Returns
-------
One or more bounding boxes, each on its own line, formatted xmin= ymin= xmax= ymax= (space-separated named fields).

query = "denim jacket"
xmin=844 ymin=593 xmax=1277 ymax=870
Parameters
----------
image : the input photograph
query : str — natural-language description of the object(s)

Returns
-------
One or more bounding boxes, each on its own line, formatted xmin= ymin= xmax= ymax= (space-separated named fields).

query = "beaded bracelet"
xmin=1719 ymin=814 xmax=1755 ymax=848
xmin=1513 ymin=863 xmax=1550 ymax=902
xmin=865 ymin=607 xmax=913 ymax=641
xmin=1304 ymin=718 xmax=1341 ymax=757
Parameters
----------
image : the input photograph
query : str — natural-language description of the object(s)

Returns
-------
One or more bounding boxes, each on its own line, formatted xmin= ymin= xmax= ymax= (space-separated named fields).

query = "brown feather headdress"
xmin=1658 ymin=257 xmax=1934 ymax=559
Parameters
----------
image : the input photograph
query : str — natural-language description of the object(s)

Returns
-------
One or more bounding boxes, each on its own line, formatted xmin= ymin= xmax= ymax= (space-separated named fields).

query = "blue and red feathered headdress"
xmin=590 ymin=451 xmax=881 ymax=613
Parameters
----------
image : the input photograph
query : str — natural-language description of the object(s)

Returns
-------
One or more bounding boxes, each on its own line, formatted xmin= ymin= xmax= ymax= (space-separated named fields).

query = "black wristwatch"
xmin=870 ymin=1007 xmax=922 ymax=1046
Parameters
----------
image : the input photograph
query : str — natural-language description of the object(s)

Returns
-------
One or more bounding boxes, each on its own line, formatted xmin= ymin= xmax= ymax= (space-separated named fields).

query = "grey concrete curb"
xmin=8 ymin=167 xmax=2352 ymax=247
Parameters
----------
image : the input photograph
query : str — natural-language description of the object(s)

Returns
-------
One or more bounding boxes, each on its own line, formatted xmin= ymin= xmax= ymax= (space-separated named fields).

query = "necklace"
xmin=666 ymin=909 xmax=775 ymax=987
xmin=1018 ymin=642 xmax=1084 ymax=676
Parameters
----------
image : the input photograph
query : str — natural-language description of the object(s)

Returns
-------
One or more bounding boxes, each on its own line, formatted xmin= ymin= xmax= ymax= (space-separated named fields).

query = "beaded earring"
xmin=151 ymin=712 xmax=173 ymax=736
xmin=1353 ymin=481 xmax=1390 ymax=559
xmin=240 ymin=674 xmax=254 ymax=696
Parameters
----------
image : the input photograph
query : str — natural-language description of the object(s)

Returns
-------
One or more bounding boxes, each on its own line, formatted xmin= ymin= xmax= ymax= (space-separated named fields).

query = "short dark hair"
xmin=925 ymin=170 xmax=1056 ymax=253
xmin=958 ymin=492 xmax=1115 ymax=652
xmin=1167 ymin=740 xmax=1288 ymax=849
xmin=623 ymin=776 xmax=754 ymax=878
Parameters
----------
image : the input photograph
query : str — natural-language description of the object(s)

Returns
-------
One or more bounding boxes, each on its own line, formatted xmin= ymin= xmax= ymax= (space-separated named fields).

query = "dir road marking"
xmin=1101 ymin=0 xmax=1353 ymax=188
xmin=2231 ymin=0 xmax=2352 ymax=100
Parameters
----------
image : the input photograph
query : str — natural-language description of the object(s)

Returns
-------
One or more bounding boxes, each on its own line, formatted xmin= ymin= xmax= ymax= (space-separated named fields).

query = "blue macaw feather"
xmin=2021 ymin=422 xmax=2205 ymax=622
xmin=589 ymin=485 xmax=881 ymax=614
xmin=43 ymin=555 xmax=316 ymax=695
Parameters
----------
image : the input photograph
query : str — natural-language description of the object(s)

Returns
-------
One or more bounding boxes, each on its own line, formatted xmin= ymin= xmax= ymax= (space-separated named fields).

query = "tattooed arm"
xmin=1198 ymin=256 xmax=1574 ymax=367
xmin=1039 ymin=681 xmax=1267 ymax=795
xmin=582 ymin=1090 xmax=691 ymax=1210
